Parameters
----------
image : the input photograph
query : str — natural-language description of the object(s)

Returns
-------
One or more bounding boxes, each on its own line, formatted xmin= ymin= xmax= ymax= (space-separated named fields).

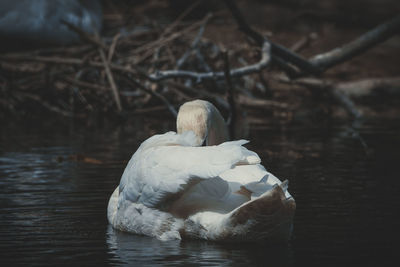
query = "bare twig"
xmin=108 ymin=33 xmax=121 ymax=62
xmin=161 ymin=0 xmax=202 ymax=37
xmin=99 ymin=48 xmax=122 ymax=112
xmin=290 ymin=33 xmax=317 ymax=53
xmin=195 ymin=50 xmax=213 ymax=72
xmin=0 ymin=55 xmax=84 ymax=65
xmin=165 ymin=81 xmax=230 ymax=109
xmin=131 ymin=105 xmax=169 ymax=115
xmin=122 ymin=75 xmax=178 ymax=117
xmin=176 ymin=14 xmax=210 ymax=69
xmin=0 ymin=54 xmax=146 ymax=78
xmin=131 ymin=13 xmax=213 ymax=57
xmin=60 ymin=20 xmax=123 ymax=112
xmin=149 ymin=41 xmax=271 ymax=82
xmin=237 ymin=95 xmax=289 ymax=109
xmin=332 ymin=88 xmax=362 ymax=119
xmin=166 ymin=85 xmax=193 ymax=100
xmin=0 ymin=41 xmax=273 ymax=85
xmin=61 ymin=20 xmax=107 ymax=49
xmin=63 ymin=77 xmax=108 ymax=92
xmin=16 ymin=92 xmax=73 ymax=117
xmin=290 ymin=36 xmax=310 ymax=53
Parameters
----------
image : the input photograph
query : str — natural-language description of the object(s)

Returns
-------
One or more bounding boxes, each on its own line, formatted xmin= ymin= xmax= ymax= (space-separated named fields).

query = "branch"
xmin=61 ymin=20 xmax=107 ymax=49
xmin=63 ymin=77 xmax=108 ymax=92
xmin=236 ymin=95 xmax=289 ymax=109
xmin=286 ymin=77 xmax=362 ymax=118
xmin=336 ymin=77 xmax=400 ymax=97
xmin=176 ymin=14 xmax=210 ymax=69
xmin=16 ymin=92 xmax=73 ymax=117
xmin=131 ymin=13 xmax=213 ymax=58
xmin=331 ymin=88 xmax=362 ymax=119
xmin=223 ymin=0 xmax=320 ymax=74
xmin=165 ymin=81 xmax=230 ymax=109
xmin=290 ymin=33 xmax=317 ymax=53
xmin=122 ymin=75 xmax=178 ymax=117
xmin=108 ymin=33 xmax=121 ymax=62
xmin=288 ymin=76 xmax=400 ymax=97
xmin=0 ymin=54 xmax=150 ymax=83
xmin=99 ymin=48 xmax=122 ymax=112
xmin=310 ymin=15 xmax=400 ymax=70
xmin=161 ymin=0 xmax=202 ymax=37
xmin=149 ymin=41 xmax=271 ymax=82
xmin=224 ymin=0 xmax=400 ymax=75
xmin=284 ymin=76 xmax=368 ymax=151
xmin=61 ymin=20 xmax=123 ymax=112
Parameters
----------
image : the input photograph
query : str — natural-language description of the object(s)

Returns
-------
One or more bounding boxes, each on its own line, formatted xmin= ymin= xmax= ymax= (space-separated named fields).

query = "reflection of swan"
xmin=106 ymin=225 xmax=293 ymax=265
xmin=108 ymin=100 xmax=295 ymax=241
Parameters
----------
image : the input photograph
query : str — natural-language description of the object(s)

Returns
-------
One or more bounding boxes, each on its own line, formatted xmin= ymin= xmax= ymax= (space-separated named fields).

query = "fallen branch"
xmin=286 ymin=76 xmax=400 ymax=96
xmin=310 ymin=14 xmax=400 ymax=70
xmin=283 ymin=76 xmax=368 ymax=152
xmin=223 ymin=0 xmax=400 ymax=75
xmin=336 ymin=77 xmax=400 ymax=97
xmin=284 ymin=77 xmax=362 ymax=118
xmin=149 ymin=41 xmax=271 ymax=82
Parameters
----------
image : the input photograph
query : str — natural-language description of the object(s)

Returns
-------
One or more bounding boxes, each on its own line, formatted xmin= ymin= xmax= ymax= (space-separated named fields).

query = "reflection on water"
xmin=106 ymin=226 xmax=293 ymax=266
xmin=0 ymin=118 xmax=399 ymax=266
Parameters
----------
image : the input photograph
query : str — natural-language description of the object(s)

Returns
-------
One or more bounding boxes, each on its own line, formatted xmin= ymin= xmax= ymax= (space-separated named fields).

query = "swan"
xmin=107 ymin=100 xmax=295 ymax=241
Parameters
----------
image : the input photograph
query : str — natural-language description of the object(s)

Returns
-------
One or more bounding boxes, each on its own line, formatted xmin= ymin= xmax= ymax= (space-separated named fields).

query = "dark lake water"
xmin=1 ymin=117 xmax=399 ymax=266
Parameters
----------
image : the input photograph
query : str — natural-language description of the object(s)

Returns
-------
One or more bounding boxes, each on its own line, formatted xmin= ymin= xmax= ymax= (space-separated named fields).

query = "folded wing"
xmin=118 ymin=131 xmax=260 ymax=210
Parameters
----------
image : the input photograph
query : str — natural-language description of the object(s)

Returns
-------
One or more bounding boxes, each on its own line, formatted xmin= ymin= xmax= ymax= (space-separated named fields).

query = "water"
xmin=1 ymin=118 xmax=399 ymax=266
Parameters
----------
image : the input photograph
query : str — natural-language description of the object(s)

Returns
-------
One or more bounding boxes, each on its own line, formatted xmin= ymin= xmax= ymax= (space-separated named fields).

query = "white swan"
xmin=107 ymin=100 xmax=295 ymax=241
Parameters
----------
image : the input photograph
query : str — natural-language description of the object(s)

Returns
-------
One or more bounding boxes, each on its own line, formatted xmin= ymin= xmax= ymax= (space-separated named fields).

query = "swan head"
xmin=176 ymin=100 xmax=229 ymax=146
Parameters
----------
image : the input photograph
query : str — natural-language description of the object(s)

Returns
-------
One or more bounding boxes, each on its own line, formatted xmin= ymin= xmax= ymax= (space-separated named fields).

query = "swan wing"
xmin=118 ymin=131 xmax=260 ymax=208
xmin=220 ymin=164 xmax=292 ymax=198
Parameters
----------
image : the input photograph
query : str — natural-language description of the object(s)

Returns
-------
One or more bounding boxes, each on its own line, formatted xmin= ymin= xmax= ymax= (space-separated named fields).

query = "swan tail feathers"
xmin=226 ymin=185 xmax=296 ymax=241
xmin=279 ymin=180 xmax=289 ymax=193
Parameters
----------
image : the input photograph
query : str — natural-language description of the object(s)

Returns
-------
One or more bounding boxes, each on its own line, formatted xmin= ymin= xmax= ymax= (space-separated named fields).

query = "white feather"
xmin=118 ymin=131 xmax=260 ymax=209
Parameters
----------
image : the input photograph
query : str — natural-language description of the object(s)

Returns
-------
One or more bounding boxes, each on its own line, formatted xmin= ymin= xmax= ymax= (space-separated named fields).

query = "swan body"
xmin=108 ymin=100 xmax=295 ymax=241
